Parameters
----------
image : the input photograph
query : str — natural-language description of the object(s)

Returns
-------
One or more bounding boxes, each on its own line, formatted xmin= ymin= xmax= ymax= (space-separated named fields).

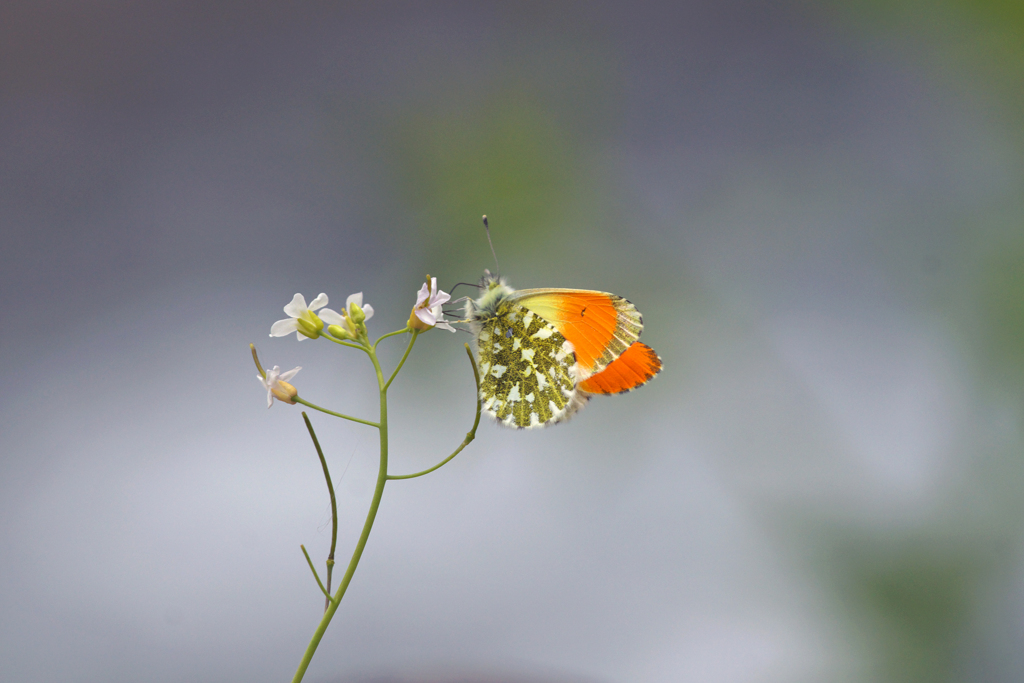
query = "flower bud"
xmin=328 ymin=324 xmax=353 ymax=340
xmin=295 ymin=311 xmax=324 ymax=339
xmin=270 ymin=380 xmax=298 ymax=404
xmin=348 ymin=302 xmax=366 ymax=324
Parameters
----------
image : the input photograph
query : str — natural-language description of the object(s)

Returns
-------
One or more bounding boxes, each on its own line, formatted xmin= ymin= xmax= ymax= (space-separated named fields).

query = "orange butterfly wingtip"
xmin=578 ymin=342 xmax=662 ymax=395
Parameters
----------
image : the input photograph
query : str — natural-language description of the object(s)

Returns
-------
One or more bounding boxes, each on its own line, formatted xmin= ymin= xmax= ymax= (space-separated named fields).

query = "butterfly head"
xmin=465 ymin=269 xmax=515 ymax=325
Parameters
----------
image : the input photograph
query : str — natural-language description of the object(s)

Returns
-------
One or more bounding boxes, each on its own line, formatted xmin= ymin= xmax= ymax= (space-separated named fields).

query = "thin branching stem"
xmin=388 ymin=344 xmax=481 ymax=480
xmin=302 ymin=413 xmax=338 ymax=612
xmin=288 ymin=334 xmax=477 ymax=683
xmin=373 ymin=327 xmax=410 ymax=351
xmin=383 ymin=330 xmax=419 ymax=392
xmin=294 ymin=397 xmax=379 ymax=428
xmin=300 ymin=545 xmax=334 ymax=604
xmin=290 ymin=341 xmax=392 ymax=683
xmin=320 ymin=334 xmax=366 ymax=351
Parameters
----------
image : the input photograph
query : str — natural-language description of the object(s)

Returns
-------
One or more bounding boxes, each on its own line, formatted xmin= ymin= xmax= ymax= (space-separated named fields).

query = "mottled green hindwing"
xmin=476 ymin=300 xmax=583 ymax=428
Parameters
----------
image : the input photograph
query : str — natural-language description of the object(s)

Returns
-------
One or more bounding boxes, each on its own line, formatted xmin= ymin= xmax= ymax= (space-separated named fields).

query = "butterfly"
xmin=464 ymin=270 xmax=662 ymax=428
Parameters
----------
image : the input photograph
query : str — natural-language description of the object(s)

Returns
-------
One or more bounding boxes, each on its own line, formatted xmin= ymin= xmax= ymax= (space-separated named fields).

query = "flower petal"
xmin=415 ymin=307 xmax=437 ymax=326
xmin=308 ymin=293 xmax=329 ymax=311
xmin=431 ymin=290 xmax=451 ymax=307
xmin=278 ymin=366 xmax=302 ymax=382
xmin=346 ymin=292 xmax=363 ymax=309
xmin=318 ymin=308 xmax=345 ymax=325
xmin=283 ymin=293 xmax=307 ymax=317
xmin=259 ymin=371 xmax=275 ymax=407
xmin=429 ymin=304 xmax=457 ymax=332
xmin=415 ymin=282 xmax=431 ymax=307
xmin=270 ymin=318 xmax=299 ymax=337
xmin=362 ymin=303 xmax=374 ymax=320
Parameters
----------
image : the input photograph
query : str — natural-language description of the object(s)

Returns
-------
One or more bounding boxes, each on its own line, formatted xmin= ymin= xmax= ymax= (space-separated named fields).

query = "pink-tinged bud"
xmin=271 ymin=381 xmax=298 ymax=404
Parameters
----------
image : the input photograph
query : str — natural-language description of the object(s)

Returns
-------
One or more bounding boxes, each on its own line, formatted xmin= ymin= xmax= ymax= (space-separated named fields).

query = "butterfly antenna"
xmin=483 ymin=215 xmax=500 ymax=278
xmin=448 ymin=282 xmax=482 ymax=297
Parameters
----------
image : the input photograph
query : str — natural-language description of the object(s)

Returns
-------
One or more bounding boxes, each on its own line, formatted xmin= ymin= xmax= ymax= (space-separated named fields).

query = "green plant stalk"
xmin=373 ymin=326 xmax=410 ymax=350
xmin=384 ymin=330 xmax=419 ymax=391
xmin=289 ymin=334 xmax=481 ymax=683
xmin=299 ymin=544 xmax=333 ymax=603
xmin=293 ymin=397 xmax=379 ymax=428
xmin=389 ymin=344 xmax=481 ymax=480
xmin=302 ymin=413 xmax=339 ymax=612
xmin=289 ymin=333 xmax=411 ymax=683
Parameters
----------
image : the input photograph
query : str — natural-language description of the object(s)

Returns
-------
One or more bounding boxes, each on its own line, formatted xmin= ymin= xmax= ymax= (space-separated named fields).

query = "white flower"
xmin=269 ymin=293 xmax=345 ymax=341
xmin=411 ymin=277 xmax=456 ymax=332
xmin=258 ymin=365 xmax=301 ymax=408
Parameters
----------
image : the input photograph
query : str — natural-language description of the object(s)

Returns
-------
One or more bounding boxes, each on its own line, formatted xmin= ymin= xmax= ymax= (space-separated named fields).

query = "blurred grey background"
xmin=3 ymin=1 xmax=1024 ymax=682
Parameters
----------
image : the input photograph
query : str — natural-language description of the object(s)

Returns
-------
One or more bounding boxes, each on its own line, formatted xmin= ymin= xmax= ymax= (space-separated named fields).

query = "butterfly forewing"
xmin=511 ymin=290 xmax=643 ymax=379
xmin=476 ymin=299 xmax=584 ymax=428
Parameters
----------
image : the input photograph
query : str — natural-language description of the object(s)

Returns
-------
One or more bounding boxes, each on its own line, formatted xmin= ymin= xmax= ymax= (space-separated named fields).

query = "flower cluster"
xmin=270 ymin=292 xmax=374 ymax=342
xmin=257 ymin=279 xmax=454 ymax=406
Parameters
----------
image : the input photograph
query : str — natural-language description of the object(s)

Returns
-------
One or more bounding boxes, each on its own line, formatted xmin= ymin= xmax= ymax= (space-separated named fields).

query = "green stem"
xmin=383 ymin=330 xmax=419 ymax=392
xmin=290 ymin=346 xmax=391 ymax=683
xmin=386 ymin=442 xmax=468 ymax=480
xmin=290 ymin=448 xmax=388 ymax=682
xmin=294 ymin=397 xmax=379 ymax=428
xmin=289 ymin=338 xmax=479 ymax=682
xmin=300 ymin=545 xmax=334 ymax=603
xmin=389 ymin=344 xmax=482 ymax=480
xmin=302 ymin=413 xmax=338 ymax=612
xmin=373 ymin=327 xmax=410 ymax=351
xmin=320 ymin=334 xmax=366 ymax=351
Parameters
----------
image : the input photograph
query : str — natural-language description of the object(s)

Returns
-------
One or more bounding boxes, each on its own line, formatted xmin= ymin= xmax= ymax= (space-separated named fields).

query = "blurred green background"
xmin=3 ymin=2 xmax=1024 ymax=682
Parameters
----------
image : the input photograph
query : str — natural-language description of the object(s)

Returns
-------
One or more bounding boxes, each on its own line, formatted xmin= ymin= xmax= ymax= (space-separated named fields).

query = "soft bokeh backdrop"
xmin=3 ymin=2 xmax=1024 ymax=682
